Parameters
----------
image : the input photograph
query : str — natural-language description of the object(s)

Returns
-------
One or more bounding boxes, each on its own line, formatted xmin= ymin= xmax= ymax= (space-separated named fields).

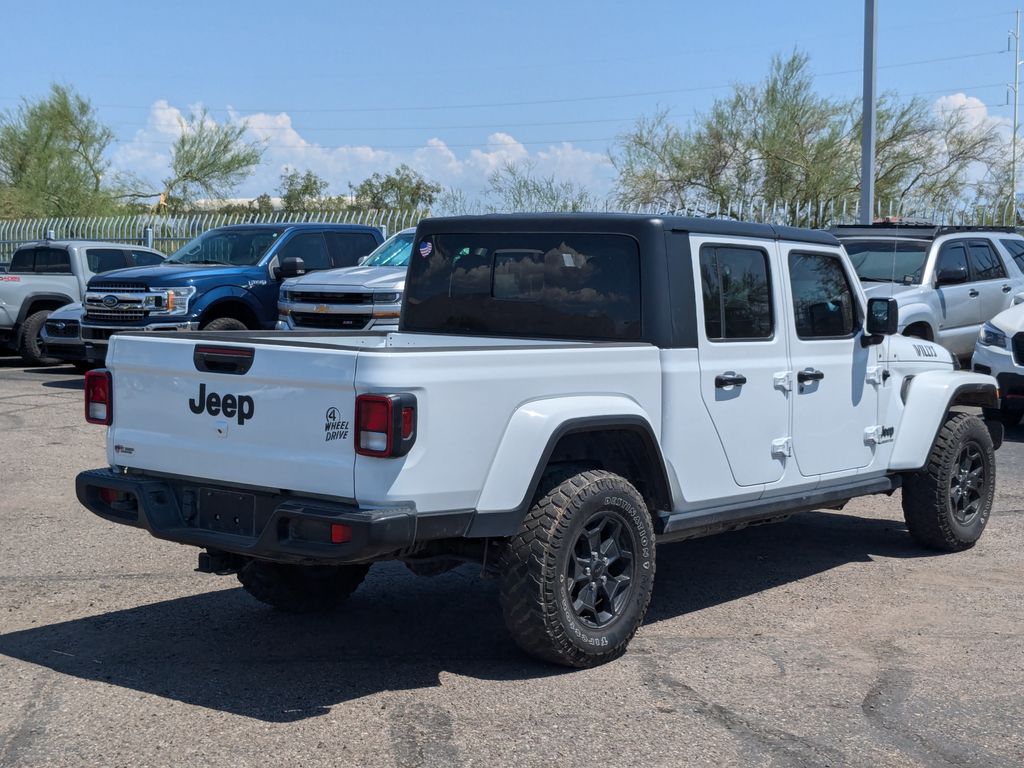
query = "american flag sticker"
xmin=419 ymin=241 xmax=433 ymax=258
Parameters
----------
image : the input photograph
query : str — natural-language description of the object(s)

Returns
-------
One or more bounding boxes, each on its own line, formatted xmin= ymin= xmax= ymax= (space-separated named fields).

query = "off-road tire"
xmin=237 ymin=560 xmax=370 ymax=613
xmin=982 ymin=407 xmax=1023 ymax=428
xmin=202 ymin=316 xmax=250 ymax=332
xmin=499 ymin=468 xmax=656 ymax=668
xmin=18 ymin=310 xmax=59 ymax=366
xmin=902 ymin=413 xmax=995 ymax=552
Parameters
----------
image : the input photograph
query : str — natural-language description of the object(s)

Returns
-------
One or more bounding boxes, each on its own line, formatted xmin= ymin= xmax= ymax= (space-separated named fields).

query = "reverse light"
xmin=355 ymin=393 xmax=417 ymax=457
xmin=84 ymin=369 xmax=113 ymax=425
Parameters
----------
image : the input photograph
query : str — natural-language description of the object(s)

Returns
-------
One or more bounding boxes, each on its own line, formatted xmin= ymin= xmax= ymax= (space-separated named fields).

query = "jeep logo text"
xmin=188 ymin=382 xmax=254 ymax=425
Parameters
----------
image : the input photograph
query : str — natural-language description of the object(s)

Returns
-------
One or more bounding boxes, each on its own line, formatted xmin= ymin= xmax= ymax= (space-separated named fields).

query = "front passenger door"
xmin=934 ymin=240 xmax=981 ymax=357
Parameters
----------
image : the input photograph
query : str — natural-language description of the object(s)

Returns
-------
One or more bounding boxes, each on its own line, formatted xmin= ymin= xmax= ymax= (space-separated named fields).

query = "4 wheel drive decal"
xmin=188 ymin=382 xmax=254 ymax=425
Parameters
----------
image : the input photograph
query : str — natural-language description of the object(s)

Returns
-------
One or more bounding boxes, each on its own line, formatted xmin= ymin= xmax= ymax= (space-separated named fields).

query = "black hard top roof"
xmin=418 ymin=213 xmax=839 ymax=246
xmin=831 ymin=223 xmax=1018 ymax=240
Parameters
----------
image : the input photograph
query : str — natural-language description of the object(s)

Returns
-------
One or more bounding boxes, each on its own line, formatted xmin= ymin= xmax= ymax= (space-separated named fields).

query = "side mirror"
xmin=936 ymin=265 xmax=969 ymax=286
xmin=276 ymin=256 xmax=306 ymax=280
xmin=866 ymin=297 xmax=899 ymax=336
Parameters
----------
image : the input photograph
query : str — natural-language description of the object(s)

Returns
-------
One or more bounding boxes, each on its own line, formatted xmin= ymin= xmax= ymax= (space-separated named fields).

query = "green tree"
xmin=486 ymin=161 xmax=594 ymax=212
xmin=612 ymin=52 xmax=1004 ymax=223
xmin=0 ymin=84 xmax=116 ymax=216
xmin=349 ymin=164 xmax=440 ymax=210
xmin=279 ymin=168 xmax=330 ymax=213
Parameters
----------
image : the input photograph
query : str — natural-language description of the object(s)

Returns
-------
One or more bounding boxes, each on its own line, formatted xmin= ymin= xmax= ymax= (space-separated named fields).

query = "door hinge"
xmin=864 ymin=425 xmax=895 ymax=445
xmin=866 ymin=366 xmax=884 ymax=385
xmin=773 ymin=371 xmax=793 ymax=392
xmin=771 ymin=437 xmax=792 ymax=458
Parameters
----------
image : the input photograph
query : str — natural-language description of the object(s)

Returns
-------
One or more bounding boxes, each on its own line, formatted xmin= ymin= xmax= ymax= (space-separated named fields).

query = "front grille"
xmin=83 ymin=327 xmax=117 ymax=341
xmin=291 ymin=312 xmax=371 ymax=330
xmin=45 ymin=319 xmax=80 ymax=338
xmin=85 ymin=309 xmax=145 ymax=322
xmin=89 ymin=282 xmax=147 ymax=293
xmin=289 ymin=291 xmax=371 ymax=305
xmin=1013 ymin=333 xmax=1024 ymax=366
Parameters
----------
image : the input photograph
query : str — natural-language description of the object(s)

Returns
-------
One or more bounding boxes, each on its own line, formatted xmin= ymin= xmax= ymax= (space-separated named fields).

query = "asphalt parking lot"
xmin=0 ymin=356 xmax=1022 ymax=768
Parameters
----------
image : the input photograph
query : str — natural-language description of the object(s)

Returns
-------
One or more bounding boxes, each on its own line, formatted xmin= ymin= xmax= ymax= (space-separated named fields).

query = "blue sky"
xmin=0 ymin=0 xmax=1019 ymax=202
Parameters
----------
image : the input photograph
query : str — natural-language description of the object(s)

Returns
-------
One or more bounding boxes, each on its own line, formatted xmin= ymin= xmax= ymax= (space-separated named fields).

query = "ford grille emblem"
xmin=102 ymin=295 xmax=119 ymax=308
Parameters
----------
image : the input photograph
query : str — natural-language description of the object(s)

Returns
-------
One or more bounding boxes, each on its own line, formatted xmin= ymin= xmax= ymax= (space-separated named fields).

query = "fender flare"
xmin=16 ymin=292 xmax=76 ymax=325
xmin=468 ymin=395 xmax=670 ymax=537
xmin=897 ymin=305 xmax=936 ymax=338
xmin=888 ymin=371 xmax=999 ymax=471
xmin=192 ymin=286 xmax=265 ymax=328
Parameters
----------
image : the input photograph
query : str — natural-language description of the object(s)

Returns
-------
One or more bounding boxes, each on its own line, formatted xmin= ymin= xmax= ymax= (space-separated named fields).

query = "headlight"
xmin=979 ymin=323 xmax=1008 ymax=348
xmin=148 ymin=286 xmax=196 ymax=316
xmin=373 ymin=292 xmax=402 ymax=304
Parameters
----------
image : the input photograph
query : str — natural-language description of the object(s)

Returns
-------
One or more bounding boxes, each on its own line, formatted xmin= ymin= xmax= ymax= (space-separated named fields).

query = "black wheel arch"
xmin=199 ymin=299 xmax=262 ymax=330
xmin=467 ymin=415 xmax=673 ymax=538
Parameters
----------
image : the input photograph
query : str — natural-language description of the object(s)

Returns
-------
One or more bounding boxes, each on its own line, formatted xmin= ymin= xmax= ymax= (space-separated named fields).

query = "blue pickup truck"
xmin=79 ymin=223 xmax=383 ymax=361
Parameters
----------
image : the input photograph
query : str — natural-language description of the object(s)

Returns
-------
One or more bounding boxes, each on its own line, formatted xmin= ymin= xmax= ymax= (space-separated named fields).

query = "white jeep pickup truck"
xmin=77 ymin=214 xmax=1002 ymax=667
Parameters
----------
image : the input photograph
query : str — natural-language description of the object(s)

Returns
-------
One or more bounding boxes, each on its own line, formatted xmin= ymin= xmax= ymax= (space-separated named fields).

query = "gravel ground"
xmin=0 ymin=357 xmax=1022 ymax=767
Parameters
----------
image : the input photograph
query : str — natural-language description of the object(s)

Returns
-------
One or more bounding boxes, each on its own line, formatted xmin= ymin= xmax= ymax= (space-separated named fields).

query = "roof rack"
xmin=830 ymin=221 xmax=1018 ymax=239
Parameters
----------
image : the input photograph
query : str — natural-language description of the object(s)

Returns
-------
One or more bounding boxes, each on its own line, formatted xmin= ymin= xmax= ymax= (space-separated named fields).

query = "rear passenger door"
xmin=693 ymin=237 xmax=790 ymax=487
xmin=781 ymin=247 xmax=877 ymax=477
xmin=966 ymin=238 xmax=1015 ymax=323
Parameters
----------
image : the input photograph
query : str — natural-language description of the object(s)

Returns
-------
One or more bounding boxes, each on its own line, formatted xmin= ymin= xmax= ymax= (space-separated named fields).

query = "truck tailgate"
xmin=106 ymin=334 xmax=360 ymax=498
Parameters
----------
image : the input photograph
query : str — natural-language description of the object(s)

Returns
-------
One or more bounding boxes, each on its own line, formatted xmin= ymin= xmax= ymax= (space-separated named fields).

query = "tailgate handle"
xmin=194 ymin=345 xmax=255 ymax=375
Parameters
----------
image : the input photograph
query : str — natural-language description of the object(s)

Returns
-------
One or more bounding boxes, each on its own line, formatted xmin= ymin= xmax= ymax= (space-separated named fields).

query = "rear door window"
xmin=699 ymin=245 xmax=773 ymax=340
xmin=404 ymin=232 xmax=641 ymax=340
xmin=86 ymin=248 xmax=129 ymax=273
xmin=1000 ymin=238 xmax=1024 ymax=271
xmin=967 ymin=240 xmax=1007 ymax=280
xmin=32 ymin=248 xmax=72 ymax=274
xmin=325 ymin=232 xmax=380 ymax=267
xmin=9 ymin=249 xmax=36 ymax=273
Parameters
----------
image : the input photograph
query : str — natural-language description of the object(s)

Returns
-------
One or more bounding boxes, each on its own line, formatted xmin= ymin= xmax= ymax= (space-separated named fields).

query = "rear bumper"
xmin=76 ymin=468 xmax=473 ymax=565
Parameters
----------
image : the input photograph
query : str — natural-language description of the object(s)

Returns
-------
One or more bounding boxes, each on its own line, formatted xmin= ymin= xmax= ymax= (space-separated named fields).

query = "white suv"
xmin=972 ymin=300 xmax=1024 ymax=426
xmin=833 ymin=224 xmax=1024 ymax=360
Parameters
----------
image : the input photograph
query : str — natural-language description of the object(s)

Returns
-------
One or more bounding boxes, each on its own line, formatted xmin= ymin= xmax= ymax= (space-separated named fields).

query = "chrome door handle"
xmin=797 ymin=369 xmax=825 ymax=383
xmin=715 ymin=373 xmax=747 ymax=388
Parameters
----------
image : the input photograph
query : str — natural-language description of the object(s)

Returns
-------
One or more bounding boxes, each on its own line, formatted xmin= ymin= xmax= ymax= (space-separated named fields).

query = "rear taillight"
xmin=355 ymin=393 xmax=416 ymax=457
xmin=85 ymin=369 xmax=112 ymax=425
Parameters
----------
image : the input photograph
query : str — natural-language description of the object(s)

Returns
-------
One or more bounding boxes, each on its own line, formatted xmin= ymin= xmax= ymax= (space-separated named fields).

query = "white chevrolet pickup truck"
xmin=77 ymin=214 xmax=1002 ymax=667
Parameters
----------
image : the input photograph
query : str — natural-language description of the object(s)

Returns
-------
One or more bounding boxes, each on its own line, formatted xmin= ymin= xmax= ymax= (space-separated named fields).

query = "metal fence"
xmin=1 ymin=198 xmax=1019 ymax=265
xmin=0 ymin=209 xmax=424 ymax=263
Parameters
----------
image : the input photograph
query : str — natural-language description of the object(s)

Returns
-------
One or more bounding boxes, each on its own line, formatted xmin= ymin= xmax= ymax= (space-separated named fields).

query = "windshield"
xmin=843 ymin=239 xmax=929 ymax=284
xmin=363 ymin=231 xmax=415 ymax=267
xmin=166 ymin=227 xmax=285 ymax=266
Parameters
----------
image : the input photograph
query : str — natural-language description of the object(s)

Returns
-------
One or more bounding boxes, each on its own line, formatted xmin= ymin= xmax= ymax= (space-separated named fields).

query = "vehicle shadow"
xmin=40 ymin=377 xmax=84 ymax=390
xmin=0 ymin=510 xmax=935 ymax=722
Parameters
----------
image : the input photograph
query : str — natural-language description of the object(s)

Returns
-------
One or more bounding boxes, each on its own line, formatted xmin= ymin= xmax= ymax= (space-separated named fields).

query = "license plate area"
xmin=198 ymin=488 xmax=256 ymax=536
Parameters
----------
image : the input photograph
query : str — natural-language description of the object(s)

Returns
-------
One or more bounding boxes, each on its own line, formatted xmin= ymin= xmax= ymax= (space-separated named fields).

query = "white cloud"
xmin=110 ymin=101 xmax=615 ymax=204
xmin=934 ymin=93 xmax=1010 ymax=135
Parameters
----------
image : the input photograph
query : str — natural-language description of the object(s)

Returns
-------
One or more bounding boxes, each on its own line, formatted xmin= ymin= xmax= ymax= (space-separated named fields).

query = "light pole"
xmin=1009 ymin=10 xmax=1021 ymax=213
xmin=860 ymin=0 xmax=878 ymax=225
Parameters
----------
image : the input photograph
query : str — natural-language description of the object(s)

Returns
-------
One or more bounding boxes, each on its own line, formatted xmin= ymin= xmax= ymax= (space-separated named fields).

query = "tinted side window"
xmin=937 ymin=242 xmax=969 ymax=277
xmin=967 ymin=240 xmax=1006 ymax=280
xmin=325 ymin=232 xmax=380 ymax=267
xmin=699 ymin=245 xmax=773 ymax=340
xmin=788 ymin=251 xmax=857 ymax=339
xmin=278 ymin=232 xmax=331 ymax=271
xmin=33 ymin=248 xmax=72 ymax=274
xmin=404 ymin=233 xmax=641 ymax=340
xmin=130 ymin=249 xmax=164 ymax=266
xmin=87 ymin=248 xmax=129 ymax=273
xmin=9 ymin=249 xmax=36 ymax=273
xmin=1000 ymin=238 xmax=1024 ymax=271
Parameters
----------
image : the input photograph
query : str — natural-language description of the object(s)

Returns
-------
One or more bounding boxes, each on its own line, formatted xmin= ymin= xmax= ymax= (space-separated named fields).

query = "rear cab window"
xmin=403 ymin=232 xmax=641 ymax=340
xmin=9 ymin=247 xmax=72 ymax=274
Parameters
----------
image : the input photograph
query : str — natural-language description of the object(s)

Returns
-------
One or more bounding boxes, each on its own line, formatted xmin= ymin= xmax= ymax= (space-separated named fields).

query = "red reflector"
xmin=99 ymin=487 xmax=120 ymax=504
xmin=84 ymin=369 xmax=112 ymax=425
xmin=402 ymin=407 xmax=414 ymax=439
xmin=330 ymin=523 xmax=352 ymax=544
xmin=359 ymin=397 xmax=390 ymax=432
